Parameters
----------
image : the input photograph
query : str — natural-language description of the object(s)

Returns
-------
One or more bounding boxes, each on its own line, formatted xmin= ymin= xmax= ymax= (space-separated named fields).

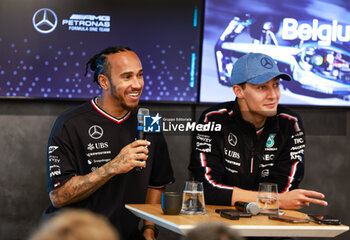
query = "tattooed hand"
xmin=49 ymin=140 xmax=151 ymax=208
xmin=107 ymin=140 xmax=150 ymax=174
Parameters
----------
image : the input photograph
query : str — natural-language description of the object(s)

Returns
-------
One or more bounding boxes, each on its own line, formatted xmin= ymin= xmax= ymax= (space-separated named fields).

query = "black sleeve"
xmin=148 ymin=133 xmax=175 ymax=188
xmin=188 ymin=112 xmax=233 ymax=206
xmin=265 ymin=113 xmax=305 ymax=193
xmin=46 ymin=117 xmax=77 ymax=193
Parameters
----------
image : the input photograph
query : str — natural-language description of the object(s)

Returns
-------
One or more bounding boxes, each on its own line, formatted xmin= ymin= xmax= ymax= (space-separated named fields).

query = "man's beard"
xmin=120 ymin=100 xmax=138 ymax=113
xmin=110 ymin=83 xmax=139 ymax=113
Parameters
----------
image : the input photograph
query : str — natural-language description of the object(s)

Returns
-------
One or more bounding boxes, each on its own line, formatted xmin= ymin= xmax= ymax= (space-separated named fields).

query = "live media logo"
xmin=143 ymin=114 xmax=221 ymax=133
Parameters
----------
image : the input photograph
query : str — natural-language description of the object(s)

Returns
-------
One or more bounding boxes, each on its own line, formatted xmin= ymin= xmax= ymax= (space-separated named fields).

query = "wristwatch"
xmin=141 ymin=224 xmax=159 ymax=238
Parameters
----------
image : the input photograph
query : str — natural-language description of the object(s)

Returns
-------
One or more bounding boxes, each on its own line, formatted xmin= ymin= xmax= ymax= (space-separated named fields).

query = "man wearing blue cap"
xmin=189 ymin=53 xmax=328 ymax=213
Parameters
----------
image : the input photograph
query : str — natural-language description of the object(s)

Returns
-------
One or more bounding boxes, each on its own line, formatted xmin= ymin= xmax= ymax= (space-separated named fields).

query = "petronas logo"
xmin=266 ymin=134 xmax=276 ymax=148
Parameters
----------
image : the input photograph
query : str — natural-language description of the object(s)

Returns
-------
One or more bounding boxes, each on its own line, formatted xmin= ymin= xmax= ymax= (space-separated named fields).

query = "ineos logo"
xmin=260 ymin=57 xmax=274 ymax=69
xmin=228 ymin=133 xmax=237 ymax=147
xmin=32 ymin=8 xmax=58 ymax=34
xmin=88 ymin=125 xmax=104 ymax=139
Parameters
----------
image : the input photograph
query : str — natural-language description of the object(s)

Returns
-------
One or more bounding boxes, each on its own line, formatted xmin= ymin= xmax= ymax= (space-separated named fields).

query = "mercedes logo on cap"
xmin=88 ymin=125 xmax=104 ymax=139
xmin=32 ymin=8 xmax=58 ymax=34
xmin=260 ymin=57 xmax=274 ymax=69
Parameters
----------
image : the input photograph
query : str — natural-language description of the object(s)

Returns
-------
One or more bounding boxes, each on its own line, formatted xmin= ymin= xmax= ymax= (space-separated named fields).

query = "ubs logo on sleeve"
xmin=48 ymin=146 xmax=59 ymax=154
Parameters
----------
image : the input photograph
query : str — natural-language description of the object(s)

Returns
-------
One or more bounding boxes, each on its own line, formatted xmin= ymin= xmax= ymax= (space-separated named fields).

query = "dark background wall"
xmin=0 ymin=99 xmax=349 ymax=240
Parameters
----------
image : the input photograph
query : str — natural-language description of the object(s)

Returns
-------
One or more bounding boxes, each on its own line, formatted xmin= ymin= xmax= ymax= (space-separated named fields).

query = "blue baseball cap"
xmin=230 ymin=53 xmax=291 ymax=86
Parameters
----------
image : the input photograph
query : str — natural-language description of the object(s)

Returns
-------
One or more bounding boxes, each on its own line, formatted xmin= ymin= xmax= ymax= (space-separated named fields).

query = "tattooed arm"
xmin=49 ymin=140 xmax=150 ymax=208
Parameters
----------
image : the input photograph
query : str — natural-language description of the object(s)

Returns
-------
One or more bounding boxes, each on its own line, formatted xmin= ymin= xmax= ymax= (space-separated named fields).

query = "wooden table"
xmin=125 ymin=204 xmax=349 ymax=237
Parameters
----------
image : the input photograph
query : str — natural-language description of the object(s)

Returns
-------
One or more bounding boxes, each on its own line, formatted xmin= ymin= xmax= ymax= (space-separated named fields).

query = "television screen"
xmin=0 ymin=0 xmax=202 ymax=102
xmin=200 ymin=0 xmax=350 ymax=106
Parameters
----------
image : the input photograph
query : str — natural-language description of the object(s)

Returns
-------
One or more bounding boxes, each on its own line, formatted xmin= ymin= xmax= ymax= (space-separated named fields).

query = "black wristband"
xmin=142 ymin=224 xmax=159 ymax=238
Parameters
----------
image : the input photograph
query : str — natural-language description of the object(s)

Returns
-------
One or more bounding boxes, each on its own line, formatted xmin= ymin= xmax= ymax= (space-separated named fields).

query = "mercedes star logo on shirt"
xmin=32 ymin=8 xmax=58 ymax=34
xmin=88 ymin=125 xmax=104 ymax=139
xmin=228 ymin=133 xmax=238 ymax=147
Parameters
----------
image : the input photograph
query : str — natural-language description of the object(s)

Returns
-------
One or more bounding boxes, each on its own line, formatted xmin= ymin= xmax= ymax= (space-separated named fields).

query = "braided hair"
xmin=85 ymin=46 xmax=132 ymax=86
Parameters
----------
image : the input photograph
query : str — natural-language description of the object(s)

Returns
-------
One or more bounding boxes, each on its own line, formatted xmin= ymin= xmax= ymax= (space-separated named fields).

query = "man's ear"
xmin=98 ymin=74 xmax=109 ymax=90
xmin=233 ymin=85 xmax=244 ymax=99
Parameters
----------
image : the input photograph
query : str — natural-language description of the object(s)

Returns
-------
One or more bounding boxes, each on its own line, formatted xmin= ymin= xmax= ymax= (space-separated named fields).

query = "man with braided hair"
xmin=44 ymin=46 xmax=174 ymax=240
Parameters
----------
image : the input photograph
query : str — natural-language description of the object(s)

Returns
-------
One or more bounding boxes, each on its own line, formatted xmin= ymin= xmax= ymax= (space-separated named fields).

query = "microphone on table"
xmin=135 ymin=108 xmax=149 ymax=171
xmin=234 ymin=201 xmax=260 ymax=215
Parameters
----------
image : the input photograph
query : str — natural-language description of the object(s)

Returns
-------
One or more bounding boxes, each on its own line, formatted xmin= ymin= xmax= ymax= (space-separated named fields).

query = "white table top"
xmin=125 ymin=204 xmax=349 ymax=237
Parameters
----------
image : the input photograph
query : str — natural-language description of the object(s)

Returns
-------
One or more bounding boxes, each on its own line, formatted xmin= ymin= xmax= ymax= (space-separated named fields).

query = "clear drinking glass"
xmin=256 ymin=182 xmax=279 ymax=215
xmin=180 ymin=181 xmax=208 ymax=214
